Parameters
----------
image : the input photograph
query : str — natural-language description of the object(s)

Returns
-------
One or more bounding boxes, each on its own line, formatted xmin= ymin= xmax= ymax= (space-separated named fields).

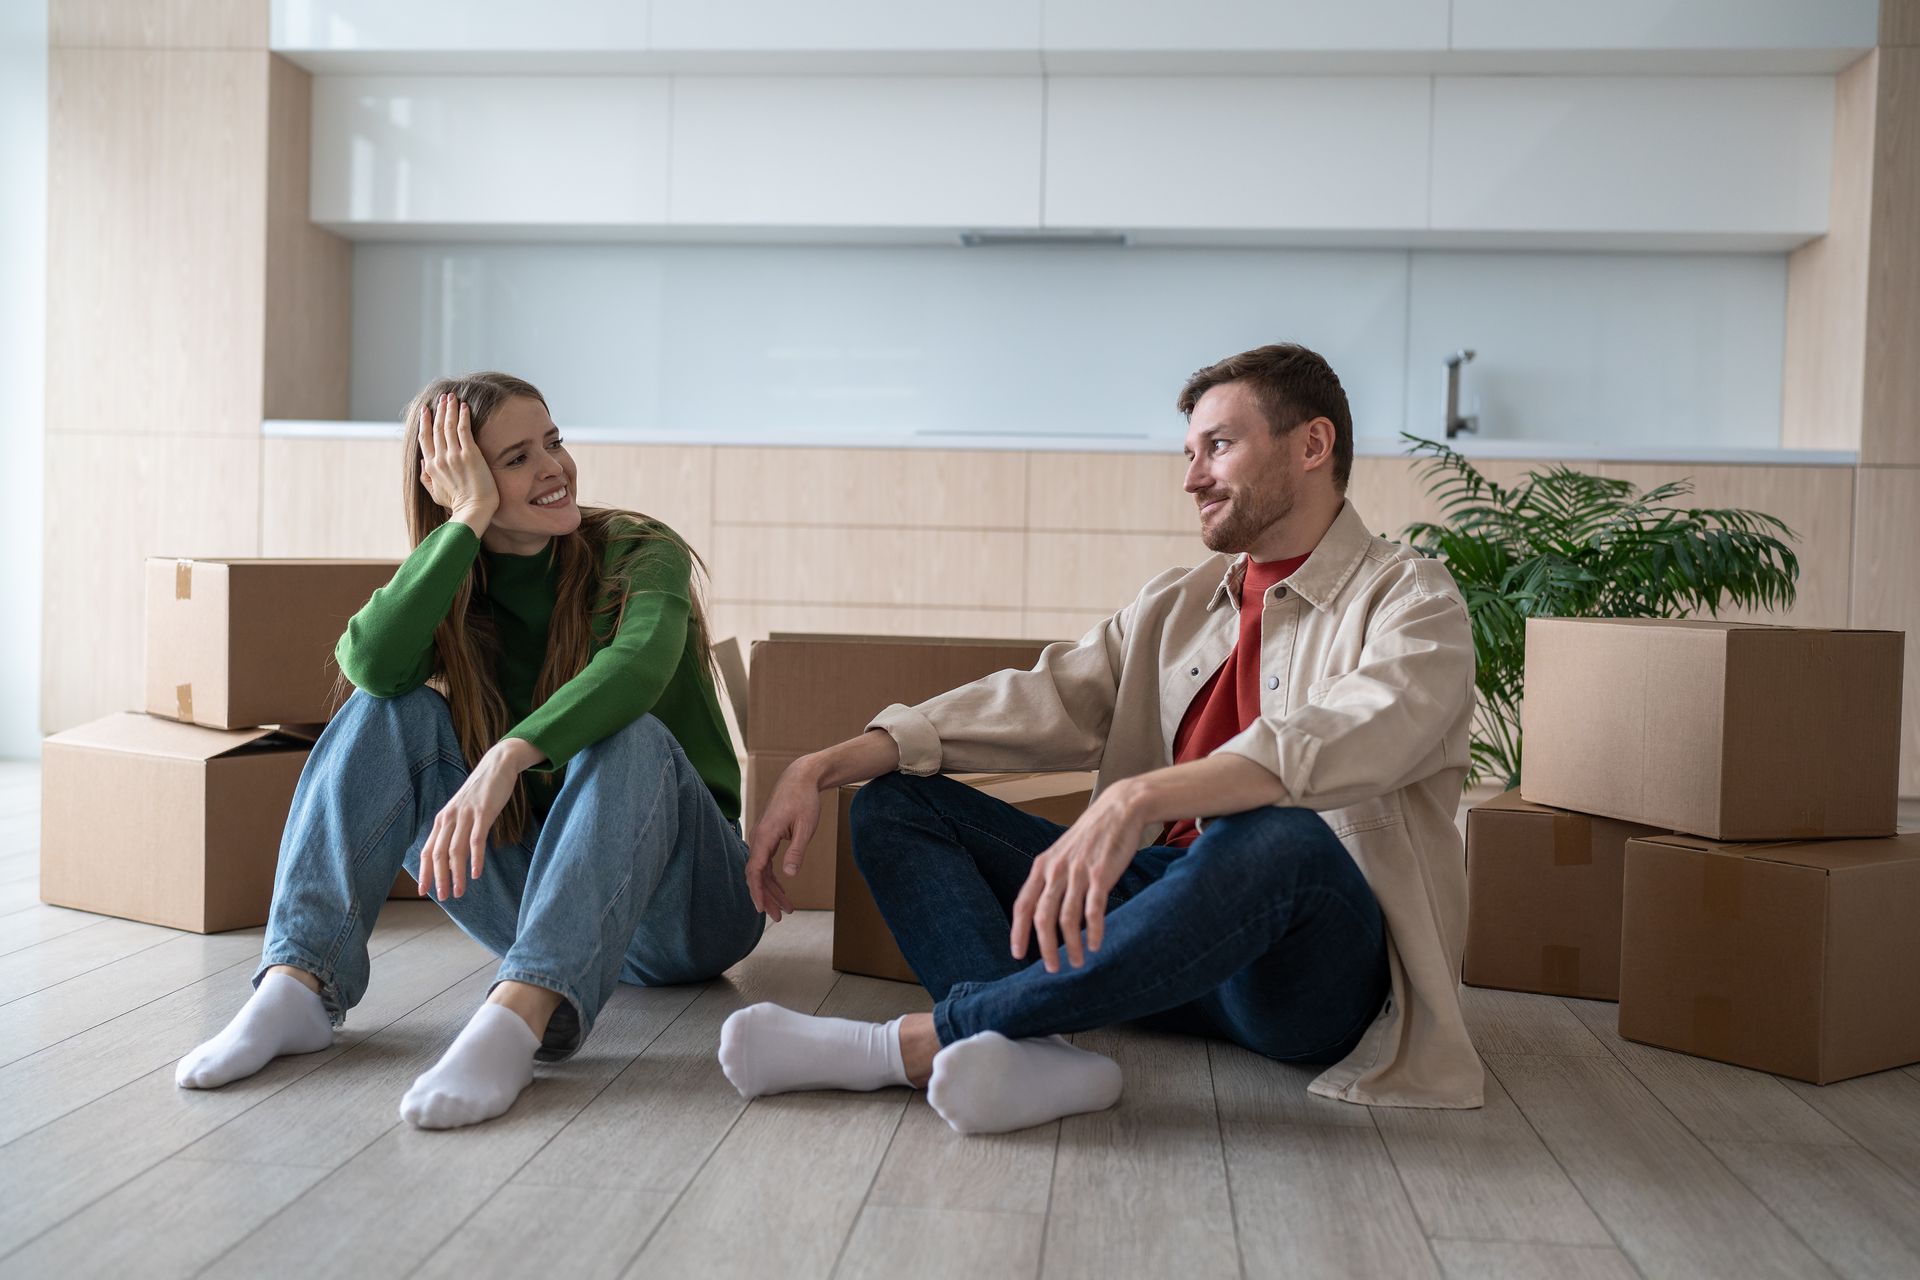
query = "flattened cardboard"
xmin=1520 ymin=617 xmax=1903 ymax=840
xmin=40 ymin=713 xmax=312 ymax=933
xmin=742 ymin=633 xmax=1059 ymax=906
xmin=1618 ymin=830 xmax=1920 ymax=1083
xmin=832 ymin=772 xmax=1096 ymax=985
xmin=1463 ymin=789 xmax=1667 ymax=1000
xmin=146 ymin=558 xmax=398 ymax=730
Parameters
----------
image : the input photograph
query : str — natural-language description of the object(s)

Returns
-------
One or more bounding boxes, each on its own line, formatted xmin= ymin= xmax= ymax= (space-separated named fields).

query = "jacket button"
xmin=1190 ymin=666 xmax=1199 ymax=676
xmin=1267 ymin=676 xmax=1280 ymax=690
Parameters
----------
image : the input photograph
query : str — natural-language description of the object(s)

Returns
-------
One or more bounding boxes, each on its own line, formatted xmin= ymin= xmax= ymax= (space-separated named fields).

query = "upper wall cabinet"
xmin=668 ymin=77 xmax=1042 ymax=227
xmin=1044 ymin=77 xmax=1430 ymax=230
xmin=1042 ymin=0 xmax=1449 ymax=52
xmin=1430 ymin=77 xmax=1832 ymax=238
xmin=272 ymin=1 xmax=650 ymax=54
xmin=651 ymin=1 xmax=1041 ymax=51
xmin=1449 ymin=0 xmax=1879 ymax=52
xmin=309 ymin=77 xmax=670 ymax=228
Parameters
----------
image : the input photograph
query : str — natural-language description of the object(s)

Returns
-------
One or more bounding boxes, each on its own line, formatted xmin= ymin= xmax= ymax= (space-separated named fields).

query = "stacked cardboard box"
xmin=742 ymin=633 xmax=1053 ymax=910
xmin=40 ymin=558 xmax=395 ymax=932
xmin=1462 ymin=616 xmax=1914 ymax=1084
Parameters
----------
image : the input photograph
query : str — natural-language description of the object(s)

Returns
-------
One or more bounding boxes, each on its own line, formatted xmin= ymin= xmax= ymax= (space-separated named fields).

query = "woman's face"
xmin=476 ymin=395 xmax=580 ymax=545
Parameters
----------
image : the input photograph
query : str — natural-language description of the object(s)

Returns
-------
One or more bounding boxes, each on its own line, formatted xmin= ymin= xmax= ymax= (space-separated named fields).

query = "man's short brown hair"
xmin=1177 ymin=343 xmax=1353 ymax=491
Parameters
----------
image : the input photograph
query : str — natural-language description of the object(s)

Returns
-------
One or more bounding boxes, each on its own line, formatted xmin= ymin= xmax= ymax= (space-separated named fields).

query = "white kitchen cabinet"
xmin=650 ymin=1 xmax=1040 ymax=51
xmin=1450 ymin=0 xmax=1877 ymax=52
xmin=272 ymin=0 xmax=651 ymax=52
xmin=1042 ymin=0 xmax=1449 ymax=51
xmin=668 ymin=77 xmax=1043 ymax=227
xmin=1430 ymin=76 xmax=1831 ymax=237
xmin=310 ymin=75 xmax=670 ymax=227
xmin=1044 ymin=76 xmax=1430 ymax=230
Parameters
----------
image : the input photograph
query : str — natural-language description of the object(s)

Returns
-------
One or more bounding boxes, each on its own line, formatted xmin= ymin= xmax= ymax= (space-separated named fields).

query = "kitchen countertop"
xmin=264 ymin=420 xmax=1859 ymax=467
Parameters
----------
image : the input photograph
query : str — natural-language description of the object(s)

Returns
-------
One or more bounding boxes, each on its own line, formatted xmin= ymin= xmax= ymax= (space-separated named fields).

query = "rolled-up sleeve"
xmin=1216 ymin=581 xmax=1474 ymax=811
xmin=867 ymin=606 xmax=1134 ymax=776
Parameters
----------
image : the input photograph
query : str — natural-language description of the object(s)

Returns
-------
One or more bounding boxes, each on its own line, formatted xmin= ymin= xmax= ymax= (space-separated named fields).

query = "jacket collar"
xmin=1207 ymin=499 xmax=1376 ymax=615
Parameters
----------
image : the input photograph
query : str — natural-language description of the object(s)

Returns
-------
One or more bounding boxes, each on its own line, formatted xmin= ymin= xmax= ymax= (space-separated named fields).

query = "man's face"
xmin=1182 ymin=381 xmax=1298 ymax=554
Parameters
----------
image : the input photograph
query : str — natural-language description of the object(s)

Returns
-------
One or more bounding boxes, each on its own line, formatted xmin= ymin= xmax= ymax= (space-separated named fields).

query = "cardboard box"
xmin=1462 ymin=789 xmax=1667 ymax=1000
xmin=40 ymin=713 xmax=314 ymax=933
xmin=832 ymin=772 xmax=1097 ymax=984
xmin=146 ymin=557 xmax=398 ymax=730
xmin=744 ymin=633 xmax=1055 ymax=909
xmin=1520 ymin=617 xmax=1903 ymax=840
xmin=1618 ymin=831 xmax=1920 ymax=1084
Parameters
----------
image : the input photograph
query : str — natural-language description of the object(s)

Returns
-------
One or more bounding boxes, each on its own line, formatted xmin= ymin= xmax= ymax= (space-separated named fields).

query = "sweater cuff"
xmin=867 ymin=703 xmax=943 ymax=776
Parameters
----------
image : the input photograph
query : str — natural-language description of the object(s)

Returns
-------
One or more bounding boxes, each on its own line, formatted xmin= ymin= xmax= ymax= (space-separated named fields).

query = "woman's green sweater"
xmin=335 ymin=518 xmax=740 ymax=823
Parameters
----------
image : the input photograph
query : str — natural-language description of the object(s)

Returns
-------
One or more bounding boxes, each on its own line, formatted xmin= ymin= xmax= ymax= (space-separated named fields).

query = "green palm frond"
xmin=1400 ymin=434 xmax=1799 ymax=788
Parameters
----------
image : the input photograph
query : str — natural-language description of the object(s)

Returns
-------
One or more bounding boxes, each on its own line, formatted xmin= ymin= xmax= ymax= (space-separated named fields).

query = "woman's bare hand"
xmin=418 ymin=393 xmax=500 ymax=531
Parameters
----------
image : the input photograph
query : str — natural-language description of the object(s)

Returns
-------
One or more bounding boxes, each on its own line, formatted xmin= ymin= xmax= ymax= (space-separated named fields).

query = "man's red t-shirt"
xmin=1160 ymin=552 xmax=1310 ymax=848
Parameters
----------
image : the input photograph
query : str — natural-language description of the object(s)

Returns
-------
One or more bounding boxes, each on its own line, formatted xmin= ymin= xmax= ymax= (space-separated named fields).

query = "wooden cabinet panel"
xmin=714 ymin=447 xmax=1026 ymax=529
xmin=42 ymin=435 xmax=261 ymax=733
xmin=710 ymin=526 xmax=1025 ymax=609
xmin=1027 ymin=453 xmax=1192 ymax=533
xmin=1851 ymin=466 xmax=1920 ymax=795
xmin=261 ymin=438 xmax=409 ymax=559
xmin=52 ymin=0 xmax=266 ymax=49
xmin=46 ymin=51 xmax=268 ymax=437
xmin=1025 ymin=531 xmax=1209 ymax=615
xmin=567 ymin=444 xmax=717 ymax=561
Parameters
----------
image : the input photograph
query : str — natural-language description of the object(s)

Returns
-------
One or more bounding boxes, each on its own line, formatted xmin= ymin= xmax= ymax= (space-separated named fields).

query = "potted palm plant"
xmin=1400 ymin=435 xmax=1801 ymax=789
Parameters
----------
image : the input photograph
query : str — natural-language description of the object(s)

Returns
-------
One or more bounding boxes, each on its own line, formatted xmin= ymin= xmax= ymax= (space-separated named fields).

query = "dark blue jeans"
xmin=849 ymin=772 xmax=1389 ymax=1064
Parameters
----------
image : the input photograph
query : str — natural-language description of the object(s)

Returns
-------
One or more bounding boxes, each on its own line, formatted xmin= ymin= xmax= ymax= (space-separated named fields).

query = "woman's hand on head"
xmin=418 ymin=392 xmax=500 ymax=532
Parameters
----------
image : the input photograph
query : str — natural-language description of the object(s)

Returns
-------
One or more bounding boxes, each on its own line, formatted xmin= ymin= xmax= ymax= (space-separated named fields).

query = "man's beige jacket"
xmin=869 ymin=499 xmax=1484 ymax=1109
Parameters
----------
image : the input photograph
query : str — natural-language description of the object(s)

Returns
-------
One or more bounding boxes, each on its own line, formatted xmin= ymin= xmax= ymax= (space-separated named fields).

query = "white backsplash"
xmin=349 ymin=242 xmax=1786 ymax=451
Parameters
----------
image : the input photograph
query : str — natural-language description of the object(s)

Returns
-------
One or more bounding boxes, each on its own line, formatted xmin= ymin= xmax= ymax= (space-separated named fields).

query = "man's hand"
xmin=743 ymin=757 xmax=818 ymax=922
xmin=1010 ymin=780 xmax=1150 ymax=972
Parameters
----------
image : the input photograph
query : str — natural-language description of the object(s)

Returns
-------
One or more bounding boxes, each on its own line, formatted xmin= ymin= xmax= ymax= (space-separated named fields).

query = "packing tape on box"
xmin=1540 ymin=944 xmax=1582 ymax=993
xmin=176 ymin=683 xmax=193 ymax=722
xmin=175 ymin=559 xmax=192 ymax=599
xmin=1551 ymin=813 xmax=1591 ymax=867
xmin=1691 ymin=993 xmax=1736 ymax=1059
xmin=1701 ymin=855 xmax=1743 ymax=920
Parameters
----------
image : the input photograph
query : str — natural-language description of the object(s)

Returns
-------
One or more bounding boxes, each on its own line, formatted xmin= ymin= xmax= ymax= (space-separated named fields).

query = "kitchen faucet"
xmin=1445 ymin=349 xmax=1478 ymax=439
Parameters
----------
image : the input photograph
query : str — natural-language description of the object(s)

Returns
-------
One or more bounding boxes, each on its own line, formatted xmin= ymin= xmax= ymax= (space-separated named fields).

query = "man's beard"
xmin=1200 ymin=468 xmax=1296 ymax=553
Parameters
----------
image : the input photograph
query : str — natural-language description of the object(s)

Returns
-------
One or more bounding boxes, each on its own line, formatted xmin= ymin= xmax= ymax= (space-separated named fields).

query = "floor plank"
xmin=1431 ymin=1240 xmax=1640 ymax=1280
xmin=1225 ymin=1120 xmax=1442 ymax=1279
xmin=199 ymin=973 xmax=704 ymax=1280
xmin=1565 ymin=996 xmax=1851 ymax=1146
xmin=0 ymin=904 xmax=105 ymax=952
xmin=411 ymin=1183 xmax=677 ymax=1280
xmin=0 ymin=908 xmax=459 ymax=1144
xmin=513 ymin=912 xmax=841 ymax=1194
xmin=1458 ymin=987 xmax=1611 ymax=1059
xmin=0 ymin=915 xmax=176 ymax=1005
xmin=1043 ymin=1028 xmax=1239 ymax=1280
xmin=1372 ymin=1065 xmax=1612 ymax=1246
xmin=1782 ymin=1070 xmax=1920 ymax=1189
xmin=1487 ymin=1052 xmax=1830 ymax=1279
xmin=1708 ymin=1140 xmax=1920 ymax=1280
xmin=0 ymin=922 xmax=493 ymax=1255
xmin=0 ymin=1156 xmax=327 ymax=1280
xmin=836 ymin=1206 xmax=1046 ymax=1280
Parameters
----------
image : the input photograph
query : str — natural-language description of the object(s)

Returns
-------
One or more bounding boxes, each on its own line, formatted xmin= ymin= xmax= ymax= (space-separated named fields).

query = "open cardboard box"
xmin=41 ymin=713 xmax=318 ymax=933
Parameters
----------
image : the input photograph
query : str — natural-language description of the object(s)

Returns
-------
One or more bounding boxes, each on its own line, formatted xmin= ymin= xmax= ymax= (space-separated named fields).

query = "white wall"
xmin=0 ymin=2 xmax=46 ymax=759
xmin=347 ymin=242 xmax=1787 ymax=453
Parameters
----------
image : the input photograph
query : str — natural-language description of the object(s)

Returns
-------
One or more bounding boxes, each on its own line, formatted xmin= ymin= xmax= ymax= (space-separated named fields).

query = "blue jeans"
xmin=258 ymin=687 xmax=764 ymax=1060
xmin=849 ymin=773 xmax=1389 ymax=1063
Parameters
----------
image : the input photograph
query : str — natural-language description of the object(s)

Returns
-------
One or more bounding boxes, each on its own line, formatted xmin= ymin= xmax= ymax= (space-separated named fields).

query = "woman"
xmin=175 ymin=372 xmax=762 ymax=1129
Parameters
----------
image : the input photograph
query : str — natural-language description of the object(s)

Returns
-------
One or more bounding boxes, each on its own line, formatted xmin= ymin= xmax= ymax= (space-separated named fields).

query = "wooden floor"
xmin=3 ymin=761 xmax=1920 ymax=1280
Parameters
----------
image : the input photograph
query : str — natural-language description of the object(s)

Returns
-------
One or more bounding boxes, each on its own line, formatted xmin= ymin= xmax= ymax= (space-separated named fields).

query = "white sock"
xmin=399 ymin=1003 xmax=539 ymax=1130
xmin=928 ymin=1031 xmax=1123 ymax=1135
xmin=717 ymin=1003 xmax=909 ymax=1098
xmin=176 ymin=971 xmax=334 ymax=1090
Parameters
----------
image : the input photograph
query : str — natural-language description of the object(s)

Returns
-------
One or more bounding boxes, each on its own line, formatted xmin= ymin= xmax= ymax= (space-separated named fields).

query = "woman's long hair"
xmin=398 ymin=372 xmax=718 ymax=846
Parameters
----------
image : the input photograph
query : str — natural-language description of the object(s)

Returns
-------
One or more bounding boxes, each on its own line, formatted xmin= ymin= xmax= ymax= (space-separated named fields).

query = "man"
xmin=718 ymin=343 xmax=1482 ymax=1132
